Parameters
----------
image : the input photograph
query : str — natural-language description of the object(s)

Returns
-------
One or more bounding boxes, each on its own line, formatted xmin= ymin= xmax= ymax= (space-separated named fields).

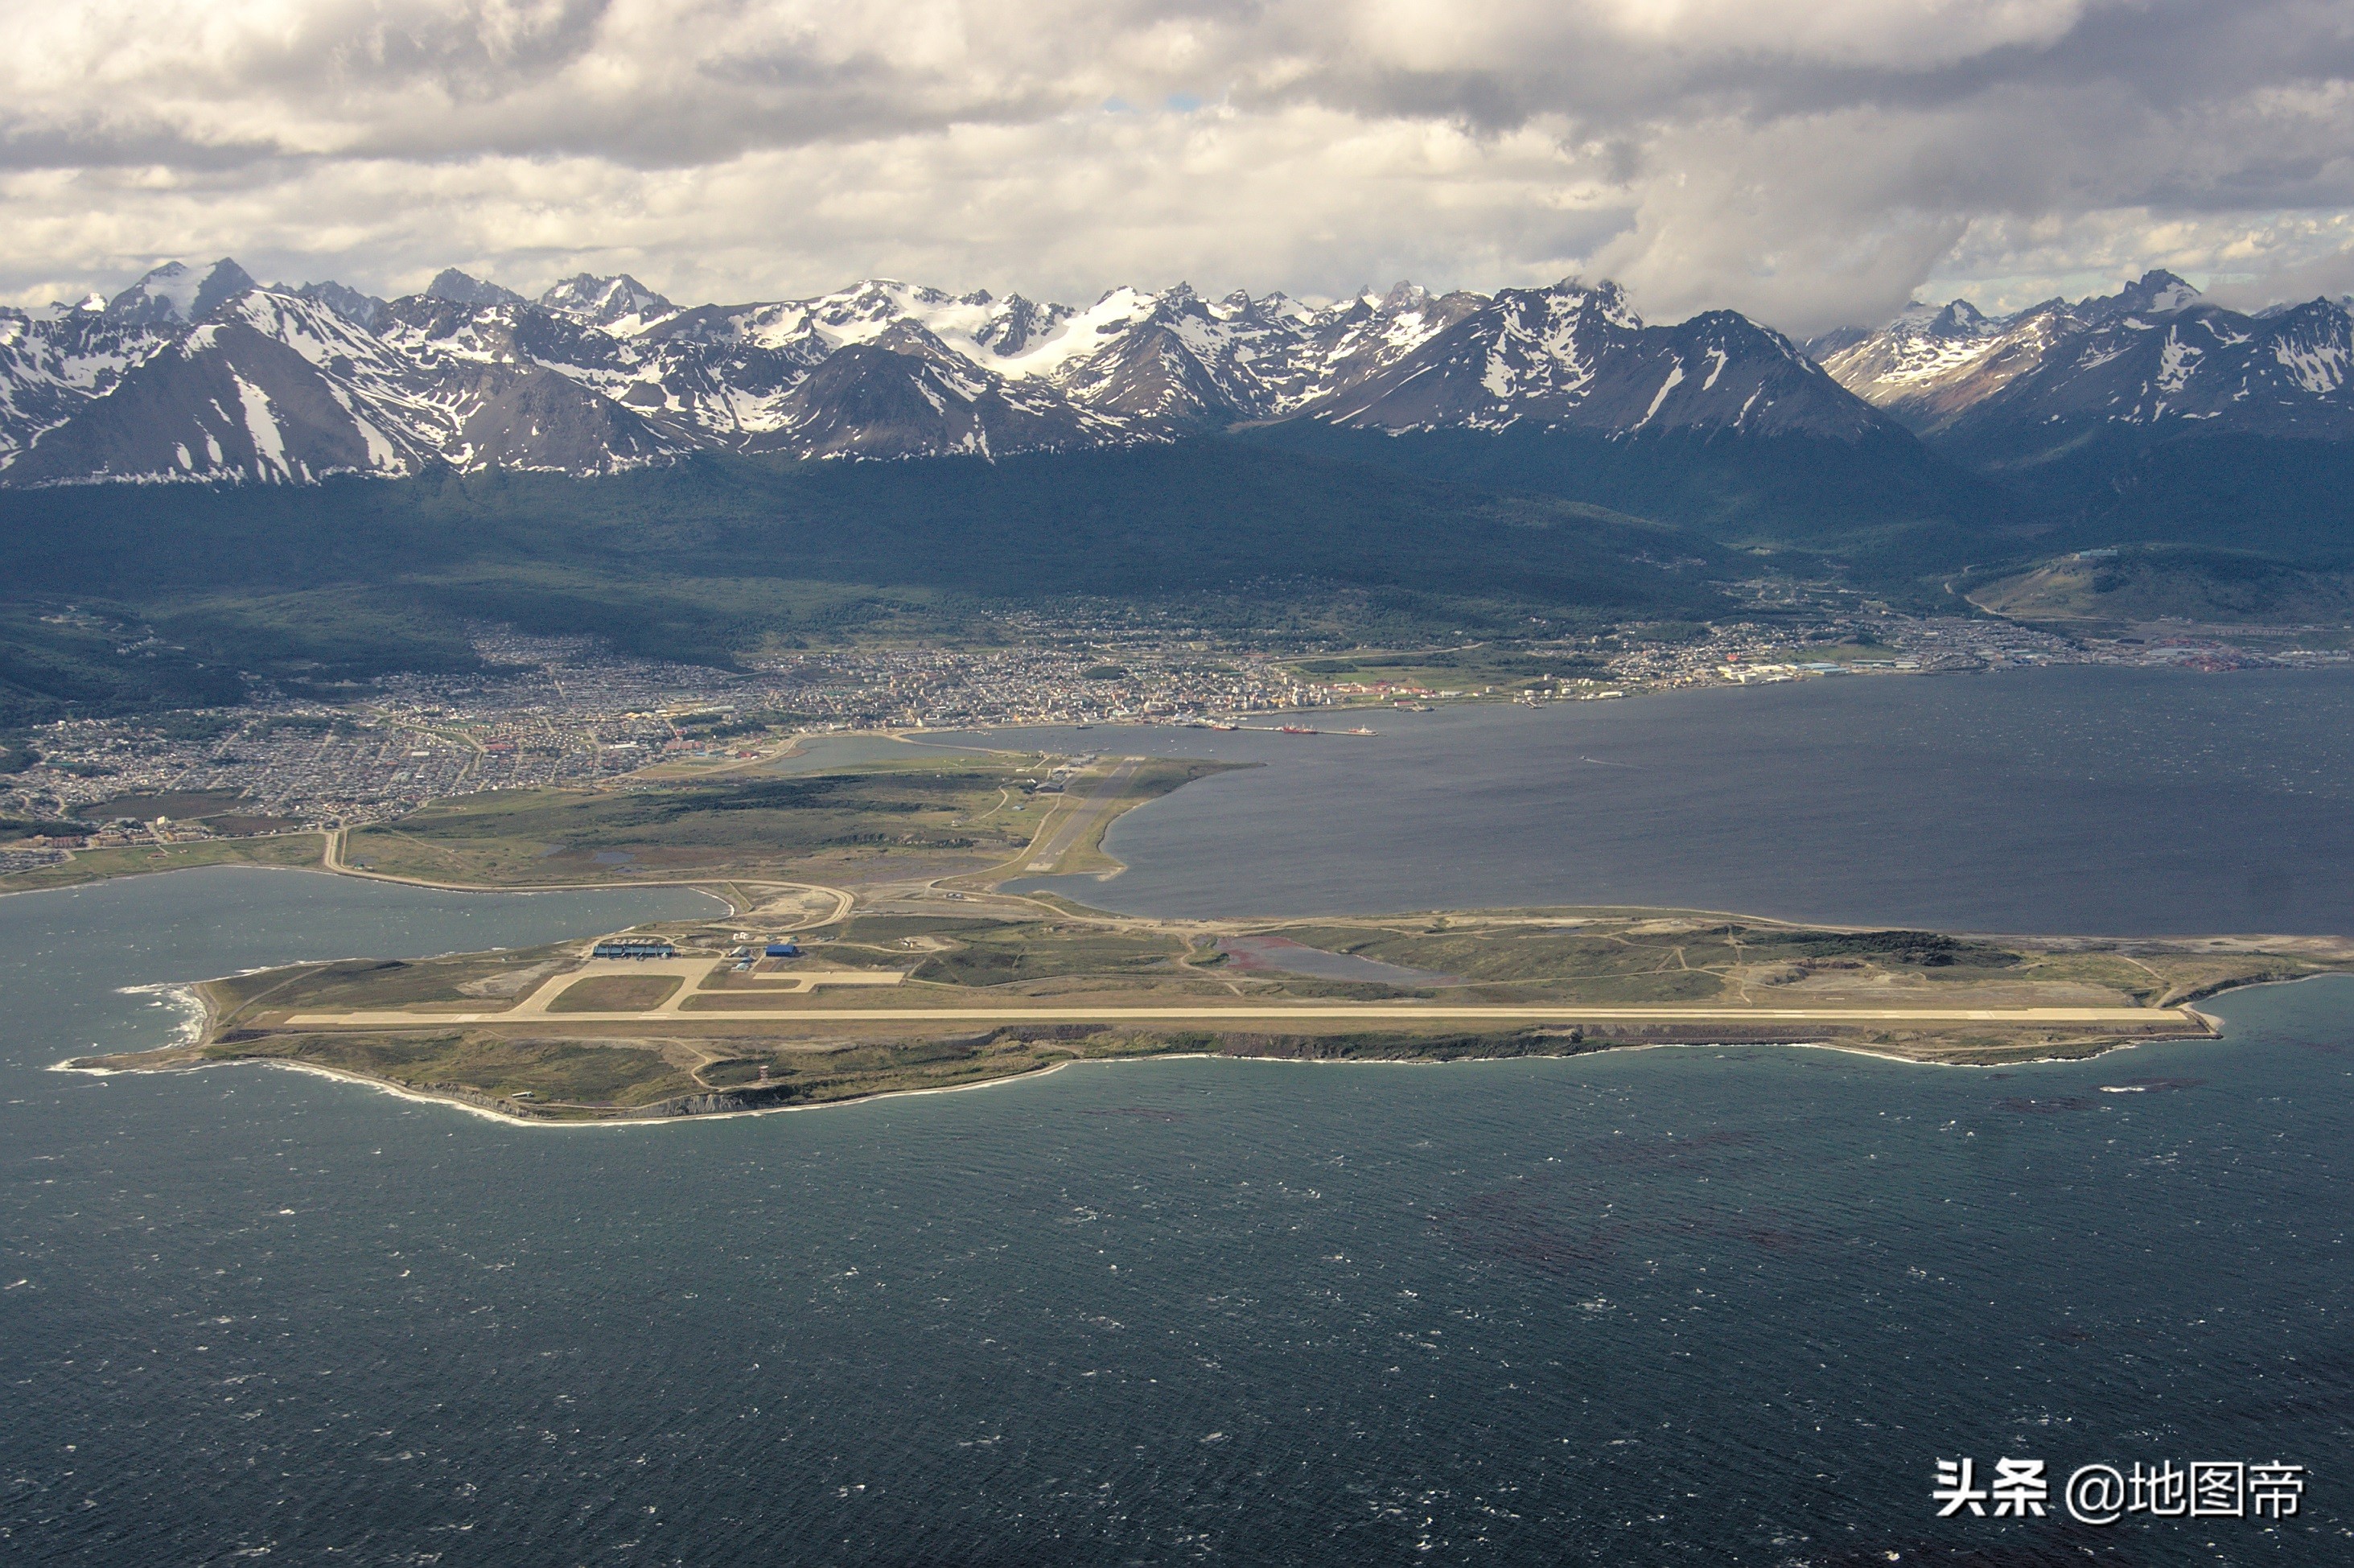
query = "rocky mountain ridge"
xmin=1814 ymin=271 xmax=2354 ymax=458
xmin=0 ymin=260 xmax=1887 ymax=484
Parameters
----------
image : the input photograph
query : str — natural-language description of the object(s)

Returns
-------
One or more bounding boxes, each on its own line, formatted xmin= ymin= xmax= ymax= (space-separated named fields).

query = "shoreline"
xmin=27 ymin=842 xmax=2336 ymax=1129
xmin=52 ymin=1008 xmax=2256 ymax=1129
xmin=55 ymin=976 xmax=2265 ymax=1130
xmin=54 ymin=1047 xmax=1092 ymax=1130
xmin=0 ymin=856 xmax=739 ymax=909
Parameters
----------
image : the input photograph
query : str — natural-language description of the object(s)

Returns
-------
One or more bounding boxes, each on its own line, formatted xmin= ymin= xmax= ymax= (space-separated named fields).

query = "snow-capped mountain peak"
xmin=2133 ymin=270 xmax=2199 ymax=314
xmin=426 ymin=269 xmax=525 ymax=308
xmin=1817 ymin=268 xmax=2354 ymax=448
xmin=1 ymin=262 xmax=1907 ymax=485
xmin=1569 ymin=278 xmax=1644 ymax=331
xmin=2077 ymin=269 xmax=2200 ymax=325
xmin=1928 ymin=298 xmax=1994 ymax=335
xmin=539 ymin=274 xmax=677 ymax=327
xmin=105 ymin=259 xmax=257 ymax=325
xmin=990 ymin=286 xmax=1164 ymax=380
xmin=1275 ymin=277 xmax=1867 ymax=438
xmin=286 ymin=280 xmax=389 ymax=331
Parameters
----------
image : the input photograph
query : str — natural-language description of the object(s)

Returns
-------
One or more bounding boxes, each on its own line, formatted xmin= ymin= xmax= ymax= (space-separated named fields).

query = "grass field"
xmin=0 ymin=831 xmax=327 ymax=893
xmin=50 ymin=758 xmax=2354 ymax=1119
xmin=548 ymin=974 xmax=682 ymax=1012
xmin=201 ymin=948 xmax=579 ymax=1026
xmin=77 ymin=901 xmax=2354 ymax=1121
xmin=218 ymin=1030 xmax=706 ymax=1112
xmin=323 ymin=752 xmax=1240 ymax=891
xmin=992 ymin=758 xmax=1239 ymax=879
xmin=4 ymin=743 xmax=1233 ymax=903
xmin=340 ymin=764 xmax=1034 ymax=885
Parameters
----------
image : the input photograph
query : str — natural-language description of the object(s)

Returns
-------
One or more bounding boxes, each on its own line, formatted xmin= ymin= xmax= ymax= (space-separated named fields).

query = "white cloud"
xmin=0 ymin=0 xmax=2348 ymax=333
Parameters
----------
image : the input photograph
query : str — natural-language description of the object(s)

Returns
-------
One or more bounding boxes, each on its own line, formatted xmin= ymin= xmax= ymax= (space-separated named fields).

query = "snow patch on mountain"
xmin=2274 ymin=331 xmax=2348 ymax=396
xmin=1821 ymin=270 xmax=2354 ymax=445
xmin=426 ymin=270 xmax=525 ymax=308
xmin=1638 ymin=360 xmax=1685 ymax=427
xmin=106 ymin=259 xmax=256 ymax=325
xmin=3 ymin=257 xmax=1908 ymax=484
xmin=284 ymin=280 xmax=389 ymax=331
xmin=540 ymin=274 xmax=677 ymax=328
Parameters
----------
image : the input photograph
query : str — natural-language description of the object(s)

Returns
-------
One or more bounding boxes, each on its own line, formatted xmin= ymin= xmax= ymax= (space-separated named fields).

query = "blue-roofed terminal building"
xmin=592 ymin=939 xmax=676 ymax=959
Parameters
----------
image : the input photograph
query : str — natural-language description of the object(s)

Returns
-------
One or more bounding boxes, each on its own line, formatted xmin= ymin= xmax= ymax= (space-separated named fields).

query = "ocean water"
xmin=2 ymin=862 xmax=2348 ymax=1563
xmin=11 ymin=672 xmax=2354 ymax=1563
xmin=992 ymin=665 xmax=2354 ymax=934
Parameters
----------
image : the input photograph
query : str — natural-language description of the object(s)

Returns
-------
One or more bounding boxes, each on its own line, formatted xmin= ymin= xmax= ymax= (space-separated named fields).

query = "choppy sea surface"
xmin=4 ymin=670 xmax=2352 ymax=1564
xmin=990 ymin=665 xmax=2354 ymax=934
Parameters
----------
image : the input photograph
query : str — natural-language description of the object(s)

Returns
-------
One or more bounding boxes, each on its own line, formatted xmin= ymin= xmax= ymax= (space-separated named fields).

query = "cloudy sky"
xmin=4 ymin=0 xmax=2352 ymax=334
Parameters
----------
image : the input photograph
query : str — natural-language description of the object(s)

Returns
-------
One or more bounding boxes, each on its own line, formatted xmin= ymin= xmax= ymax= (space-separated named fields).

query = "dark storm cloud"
xmin=2 ymin=1 xmax=2350 ymax=333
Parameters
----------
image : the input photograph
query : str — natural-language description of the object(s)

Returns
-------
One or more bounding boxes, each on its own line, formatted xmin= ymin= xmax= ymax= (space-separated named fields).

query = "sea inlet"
xmin=997 ymin=664 xmax=2354 ymax=936
xmin=6 ymin=668 xmax=2350 ymax=1562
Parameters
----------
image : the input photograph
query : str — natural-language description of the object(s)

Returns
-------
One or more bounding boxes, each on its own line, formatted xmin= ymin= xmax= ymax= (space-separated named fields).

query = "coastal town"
xmin=4 ymin=603 xmax=2349 ymax=865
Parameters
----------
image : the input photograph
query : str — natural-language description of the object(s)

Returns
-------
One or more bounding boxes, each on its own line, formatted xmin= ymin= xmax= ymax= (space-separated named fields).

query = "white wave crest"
xmin=114 ymin=982 xmax=207 ymax=1048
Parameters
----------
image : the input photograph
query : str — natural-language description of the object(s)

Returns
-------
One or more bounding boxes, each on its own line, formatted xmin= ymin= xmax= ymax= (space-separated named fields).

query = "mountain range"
xmin=0 ymin=260 xmax=1892 ymax=486
xmin=1812 ymin=270 xmax=2354 ymax=465
xmin=4 ymin=260 xmax=2354 ymax=728
xmin=7 ymin=257 xmax=2350 ymax=506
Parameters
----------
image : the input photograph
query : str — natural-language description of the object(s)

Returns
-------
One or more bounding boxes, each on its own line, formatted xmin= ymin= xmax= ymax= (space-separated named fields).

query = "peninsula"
xmin=53 ymin=747 xmax=2354 ymax=1119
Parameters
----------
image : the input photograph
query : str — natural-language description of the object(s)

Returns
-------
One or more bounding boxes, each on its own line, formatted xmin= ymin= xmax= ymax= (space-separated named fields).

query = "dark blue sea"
xmin=5 ymin=669 xmax=2352 ymax=1564
xmin=994 ymin=665 xmax=2354 ymax=934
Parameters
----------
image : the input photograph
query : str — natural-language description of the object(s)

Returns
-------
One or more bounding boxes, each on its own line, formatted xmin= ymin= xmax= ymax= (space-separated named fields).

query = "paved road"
xmin=286 ymin=1002 xmax=2203 ymax=1029
xmin=494 ymin=958 xmax=912 ymax=1019
xmin=1020 ymin=759 xmax=1142 ymax=875
xmin=319 ymin=829 xmax=853 ymax=924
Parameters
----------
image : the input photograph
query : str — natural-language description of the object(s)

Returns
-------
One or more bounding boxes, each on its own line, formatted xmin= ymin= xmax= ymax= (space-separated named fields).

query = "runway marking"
xmin=282 ymin=1003 xmax=2202 ymax=1028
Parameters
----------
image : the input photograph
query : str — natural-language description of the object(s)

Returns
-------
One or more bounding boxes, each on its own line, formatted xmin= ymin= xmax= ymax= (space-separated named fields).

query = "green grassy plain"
xmin=55 ymin=754 xmax=2354 ymax=1120
xmin=220 ymin=1031 xmax=704 ymax=1113
xmin=77 ymin=899 xmax=2352 ymax=1122
xmin=342 ymin=766 xmax=1031 ymax=886
xmin=0 ymin=831 xmax=327 ymax=893
xmin=326 ymin=753 xmax=1237 ymax=891
xmin=549 ymin=974 xmax=683 ymax=1012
